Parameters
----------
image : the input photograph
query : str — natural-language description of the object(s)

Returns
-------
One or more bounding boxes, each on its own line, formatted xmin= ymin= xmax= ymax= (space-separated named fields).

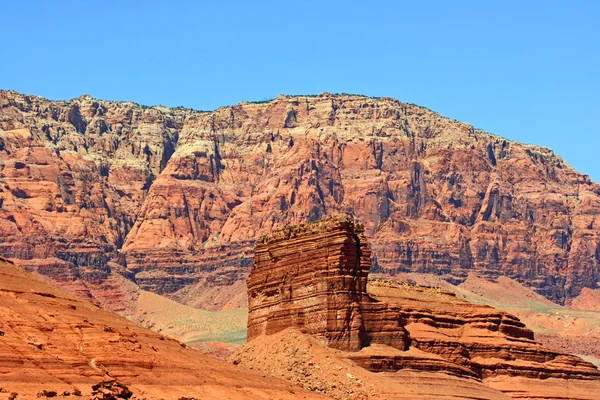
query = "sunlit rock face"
xmin=241 ymin=217 xmax=600 ymax=399
xmin=0 ymin=256 xmax=327 ymax=399
xmin=247 ymin=216 xmax=409 ymax=351
xmin=1 ymin=90 xmax=600 ymax=308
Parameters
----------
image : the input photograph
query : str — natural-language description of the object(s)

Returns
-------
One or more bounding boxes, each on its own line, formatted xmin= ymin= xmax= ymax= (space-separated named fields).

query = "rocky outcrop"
xmin=240 ymin=217 xmax=600 ymax=399
xmin=1 ymin=90 xmax=600 ymax=308
xmin=366 ymin=280 xmax=599 ymax=381
xmin=232 ymin=329 xmax=514 ymax=400
xmin=0 ymin=91 xmax=189 ymax=310
xmin=0 ymin=256 xmax=325 ymax=399
xmin=248 ymin=216 xmax=408 ymax=351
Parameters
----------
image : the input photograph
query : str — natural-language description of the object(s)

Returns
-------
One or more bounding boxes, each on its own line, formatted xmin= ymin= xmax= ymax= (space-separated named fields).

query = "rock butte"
xmin=0 ymin=256 xmax=326 ymax=399
xmin=1 ymin=90 xmax=600 ymax=311
xmin=235 ymin=216 xmax=600 ymax=399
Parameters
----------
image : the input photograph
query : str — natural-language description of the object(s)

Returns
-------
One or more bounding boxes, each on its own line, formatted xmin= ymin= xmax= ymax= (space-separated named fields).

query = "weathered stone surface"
xmin=0 ymin=256 xmax=326 ymax=399
xmin=366 ymin=280 xmax=599 ymax=381
xmin=90 ymin=380 xmax=132 ymax=400
xmin=240 ymin=217 xmax=600 ymax=399
xmin=248 ymin=216 xmax=408 ymax=351
xmin=2 ymin=90 xmax=600 ymax=308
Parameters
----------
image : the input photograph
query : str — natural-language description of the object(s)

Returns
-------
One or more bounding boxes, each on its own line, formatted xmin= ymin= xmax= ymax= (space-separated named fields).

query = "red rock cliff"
xmin=1 ymin=90 xmax=599 ymax=308
xmin=248 ymin=216 xmax=408 ymax=351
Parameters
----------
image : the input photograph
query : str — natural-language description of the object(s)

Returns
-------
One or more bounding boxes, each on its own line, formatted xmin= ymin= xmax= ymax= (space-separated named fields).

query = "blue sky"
xmin=2 ymin=1 xmax=599 ymax=181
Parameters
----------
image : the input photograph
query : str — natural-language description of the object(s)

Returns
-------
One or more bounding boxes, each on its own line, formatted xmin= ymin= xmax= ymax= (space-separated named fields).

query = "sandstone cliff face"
xmin=1 ymin=90 xmax=599 ymax=307
xmin=0 ymin=91 xmax=189 ymax=308
xmin=247 ymin=216 xmax=398 ymax=351
xmin=239 ymin=217 xmax=600 ymax=399
xmin=0 ymin=256 xmax=326 ymax=399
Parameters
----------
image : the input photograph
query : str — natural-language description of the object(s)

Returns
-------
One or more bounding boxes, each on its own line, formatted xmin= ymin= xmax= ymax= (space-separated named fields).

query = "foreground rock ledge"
xmin=0 ymin=256 xmax=326 ymax=400
xmin=241 ymin=216 xmax=600 ymax=399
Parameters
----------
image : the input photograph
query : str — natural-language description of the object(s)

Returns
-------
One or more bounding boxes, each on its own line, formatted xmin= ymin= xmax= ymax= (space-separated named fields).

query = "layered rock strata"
xmin=248 ymin=216 xmax=408 ymax=351
xmin=243 ymin=217 xmax=600 ymax=398
xmin=0 ymin=256 xmax=326 ymax=399
xmin=2 ymin=90 xmax=600 ymax=308
xmin=365 ymin=280 xmax=599 ymax=381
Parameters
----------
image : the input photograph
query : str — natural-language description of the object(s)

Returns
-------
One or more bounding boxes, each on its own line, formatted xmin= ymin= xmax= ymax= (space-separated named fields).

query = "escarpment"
xmin=238 ymin=217 xmax=600 ymax=399
xmin=1 ymin=90 xmax=600 ymax=309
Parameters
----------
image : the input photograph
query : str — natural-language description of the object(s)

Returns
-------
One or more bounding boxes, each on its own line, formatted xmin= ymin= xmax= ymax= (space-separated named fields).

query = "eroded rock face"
xmin=1 ymin=90 xmax=600 ymax=308
xmin=243 ymin=217 xmax=600 ymax=399
xmin=364 ymin=280 xmax=599 ymax=381
xmin=248 ymin=216 xmax=407 ymax=351
xmin=0 ymin=91 xmax=188 ymax=309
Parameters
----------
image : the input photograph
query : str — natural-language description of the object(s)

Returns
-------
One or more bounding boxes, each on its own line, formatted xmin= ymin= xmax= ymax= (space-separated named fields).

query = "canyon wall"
xmin=1 ymin=90 xmax=599 ymax=307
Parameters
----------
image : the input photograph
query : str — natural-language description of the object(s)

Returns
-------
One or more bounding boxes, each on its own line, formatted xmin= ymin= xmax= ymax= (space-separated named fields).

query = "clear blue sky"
xmin=2 ymin=1 xmax=599 ymax=181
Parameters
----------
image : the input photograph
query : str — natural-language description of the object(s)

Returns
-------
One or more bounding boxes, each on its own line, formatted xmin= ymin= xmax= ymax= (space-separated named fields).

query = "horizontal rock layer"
xmin=367 ymin=280 xmax=599 ymax=381
xmin=248 ymin=216 xmax=389 ymax=351
xmin=243 ymin=217 xmax=600 ymax=399
xmin=1 ymin=90 xmax=600 ymax=307
xmin=232 ymin=328 xmax=515 ymax=400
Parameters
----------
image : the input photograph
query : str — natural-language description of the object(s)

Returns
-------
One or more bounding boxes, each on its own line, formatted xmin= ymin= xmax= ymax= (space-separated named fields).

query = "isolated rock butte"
xmin=1 ymin=90 xmax=600 ymax=309
xmin=248 ymin=215 xmax=406 ymax=351
xmin=0 ymin=256 xmax=326 ymax=399
xmin=240 ymin=216 xmax=600 ymax=399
